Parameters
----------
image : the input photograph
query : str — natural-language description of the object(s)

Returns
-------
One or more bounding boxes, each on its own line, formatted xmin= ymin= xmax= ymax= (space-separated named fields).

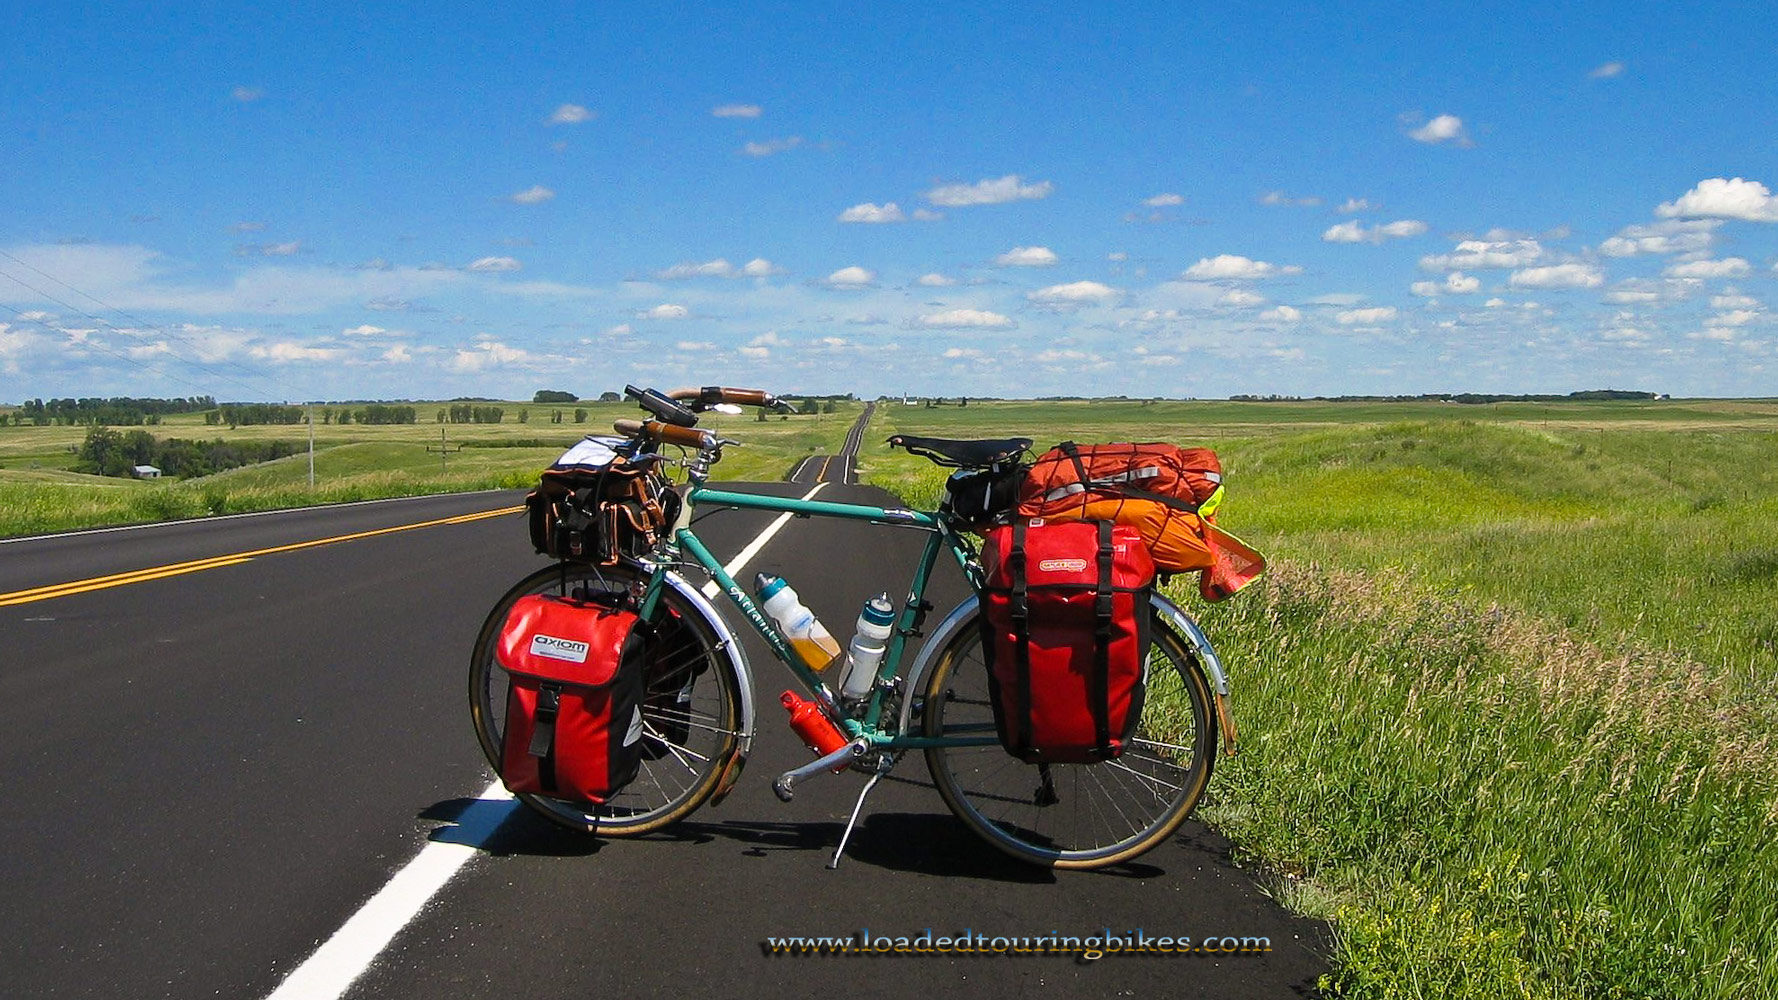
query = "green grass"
xmin=863 ymin=399 xmax=1778 ymax=1000
xmin=0 ymin=399 xmax=861 ymax=537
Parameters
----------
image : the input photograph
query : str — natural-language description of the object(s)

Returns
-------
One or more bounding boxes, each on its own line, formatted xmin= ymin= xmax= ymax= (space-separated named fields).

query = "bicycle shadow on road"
xmin=419 ymin=796 xmax=608 ymax=858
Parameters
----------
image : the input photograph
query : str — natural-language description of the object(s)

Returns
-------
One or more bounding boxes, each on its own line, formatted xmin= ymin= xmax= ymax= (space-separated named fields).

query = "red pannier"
xmin=495 ymin=593 xmax=648 ymax=803
xmin=979 ymin=519 xmax=1155 ymax=763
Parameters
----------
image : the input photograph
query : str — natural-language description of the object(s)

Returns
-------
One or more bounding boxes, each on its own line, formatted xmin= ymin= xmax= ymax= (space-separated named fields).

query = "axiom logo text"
xmin=530 ymin=634 xmax=590 ymax=663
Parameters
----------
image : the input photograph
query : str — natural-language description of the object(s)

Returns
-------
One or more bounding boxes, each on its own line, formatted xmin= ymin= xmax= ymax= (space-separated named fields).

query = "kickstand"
xmin=827 ymin=770 xmax=883 ymax=870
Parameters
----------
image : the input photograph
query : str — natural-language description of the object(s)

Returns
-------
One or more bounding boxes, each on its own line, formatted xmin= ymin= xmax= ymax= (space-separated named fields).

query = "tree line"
xmin=75 ymin=427 xmax=298 ymax=479
xmin=11 ymin=396 xmax=218 ymax=426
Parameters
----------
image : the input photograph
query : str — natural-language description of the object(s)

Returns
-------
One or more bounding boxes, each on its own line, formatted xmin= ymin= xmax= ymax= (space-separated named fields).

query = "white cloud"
xmin=742 ymin=136 xmax=803 ymax=157
xmin=1034 ymin=349 xmax=1092 ymax=363
xmin=1029 ymin=280 xmax=1121 ymax=305
xmin=1713 ymin=310 xmax=1762 ymax=327
xmin=342 ymin=324 xmax=386 ymax=336
xmin=944 ymin=347 xmax=987 ymax=359
xmin=1665 ymin=257 xmax=1751 ymax=279
xmin=657 ymin=258 xmax=735 ymax=279
xmin=675 ymin=341 xmax=717 ymax=351
xmin=1712 ymin=294 xmax=1761 ymax=310
xmin=467 ymin=256 xmax=522 ymax=273
xmin=1182 ymin=254 xmax=1300 ymax=280
xmin=742 ymin=258 xmax=781 ymax=277
xmin=917 ymin=309 xmax=1014 ymax=329
xmin=231 ymin=86 xmax=263 ymax=103
xmin=911 ymin=208 xmax=944 ymax=221
xmin=253 ymin=342 xmax=338 ymax=363
xmin=1412 ymin=271 xmax=1482 ymax=296
xmin=1420 ymin=239 xmax=1544 ymax=271
xmin=1603 ymin=289 xmax=1661 ymax=304
xmin=1509 ymin=263 xmax=1606 ymax=289
xmin=1598 ymin=219 xmax=1720 ymax=257
xmin=451 ymin=341 xmax=538 ymax=372
xmin=1260 ymin=305 xmax=1302 ymax=323
xmin=1589 ymin=61 xmax=1625 ymax=79
xmin=1326 ymin=219 xmax=1429 ymax=244
xmin=838 ymin=202 xmax=905 ymax=224
xmin=642 ymin=303 xmax=690 ymax=319
xmin=261 ymin=241 xmax=301 ymax=256
xmin=1337 ymin=198 xmax=1374 ymax=214
xmin=1219 ymin=288 xmax=1266 ymax=307
xmin=1144 ymin=193 xmax=1185 ymax=207
xmin=1656 ymin=177 xmax=1778 ymax=223
xmin=1337 ymin=306 xmax=1398 ymax=325
xmin=381 ymin=344 xmax=412 ymax=363
xmin=995 ymin=246 xmax=1058 ymax=267
xmin=712 ymin=104 xmax=762 ymax=118
xmin=1378 ymin=220 xmax=1430 ymax=238
xmin=917 ymin=273 xmax=957 ymax=287
xmin=739 ymin=345 xmax=770 ymax=359
xmin=230 ymin=221 xmax=266 ymax=233
xmin=547 ymin=104 xmax=593 ymax=125
xmin=925 ymin=174 xmax=1054 ymax=207
xmin=1409 ymin=113 xmax=1469 ymax=145
xmin=824 ymin=266 xmax=877 ymax=289
xmin=1484 ymin=297 xmax=1507 ymax=308
xmin=1261 ymin=191 xmax=1321 ymax=207
xmin=509 ymin=185 xmax=555 ymax=205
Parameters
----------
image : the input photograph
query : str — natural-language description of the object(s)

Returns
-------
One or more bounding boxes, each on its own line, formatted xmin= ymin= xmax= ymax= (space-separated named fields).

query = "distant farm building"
xmin=132 ymin=465 xmax=162 ymax=479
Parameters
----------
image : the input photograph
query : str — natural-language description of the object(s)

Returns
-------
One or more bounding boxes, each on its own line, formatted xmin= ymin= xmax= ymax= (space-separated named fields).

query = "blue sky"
xmin=2 ymin=2 xmax=1775 ymax=402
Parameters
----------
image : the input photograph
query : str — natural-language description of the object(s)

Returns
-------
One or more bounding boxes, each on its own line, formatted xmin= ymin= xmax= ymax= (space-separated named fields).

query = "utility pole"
xmin=307 ymin=404 xmax=315 ymax=488
xmin=426 ymin=426 xmax=460 ymax=474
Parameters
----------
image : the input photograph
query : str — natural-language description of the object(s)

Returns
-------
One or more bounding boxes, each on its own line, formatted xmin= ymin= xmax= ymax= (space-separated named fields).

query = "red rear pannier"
xmin=980 ymin=519 xmax=1155 ymax=763
xmin=496 ymin=594 xmax=647 ymax=804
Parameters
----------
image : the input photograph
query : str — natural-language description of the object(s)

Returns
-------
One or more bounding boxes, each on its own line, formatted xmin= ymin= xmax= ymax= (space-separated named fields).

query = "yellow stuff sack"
xmin=1032 ymin=498 xmax=1214 ymax=573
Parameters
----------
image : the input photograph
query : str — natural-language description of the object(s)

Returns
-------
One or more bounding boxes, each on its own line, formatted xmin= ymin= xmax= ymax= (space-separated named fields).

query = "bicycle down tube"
xmin=664 ymin=484 xmax=993 ymax=748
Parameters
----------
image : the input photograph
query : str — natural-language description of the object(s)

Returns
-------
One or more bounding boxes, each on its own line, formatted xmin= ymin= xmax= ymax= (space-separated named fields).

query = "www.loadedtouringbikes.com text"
xmin=763 ymin=929 xmax=1272 ymax=962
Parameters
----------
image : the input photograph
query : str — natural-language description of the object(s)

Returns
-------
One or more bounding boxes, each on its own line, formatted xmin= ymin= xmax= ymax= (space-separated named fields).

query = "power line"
xmin=0 ymin=247 xmax=289 ymax=395
xmin=0 ymin=300 xmax=227 ymax=400
xmin=0 ymin=264 xmax=292 ymax=402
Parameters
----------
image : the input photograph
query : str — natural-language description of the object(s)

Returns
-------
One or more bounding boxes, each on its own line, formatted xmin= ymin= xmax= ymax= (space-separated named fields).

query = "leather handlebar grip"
xmin=647 ymin=421 xmax=714 ymax=449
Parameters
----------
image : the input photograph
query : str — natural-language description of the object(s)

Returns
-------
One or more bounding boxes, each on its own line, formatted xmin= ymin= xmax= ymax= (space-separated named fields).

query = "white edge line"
xmin=263 ymin=780 xmax=516 ymax=1000
xmin=701 ymin=481 xmax=827 ymax=598
xmin=262 ymin=479 xmax=828 ymax=1000
xmin=0 ymin=488 xmax=517 ymax=546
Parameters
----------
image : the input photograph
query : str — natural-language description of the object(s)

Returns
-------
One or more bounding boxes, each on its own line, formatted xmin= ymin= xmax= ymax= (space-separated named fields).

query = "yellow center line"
xmin=0 ymin=505 xmax=522 ymax=608
xmin=817 ymin=456 xmax=832 ymax=482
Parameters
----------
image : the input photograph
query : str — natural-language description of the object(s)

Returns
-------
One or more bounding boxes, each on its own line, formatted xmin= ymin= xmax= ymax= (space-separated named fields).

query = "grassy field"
xmin=0 ymin=399 xmax=860 ymax=537
xmin=865 ymin=398 xmax=1778 ymax=1000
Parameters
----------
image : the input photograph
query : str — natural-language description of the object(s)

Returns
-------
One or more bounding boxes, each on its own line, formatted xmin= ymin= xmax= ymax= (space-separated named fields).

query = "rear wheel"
xmin=469 ymin=561 xmax=744 ymax=835
xmin=921 ymin=600 xmax=1217 ymax=868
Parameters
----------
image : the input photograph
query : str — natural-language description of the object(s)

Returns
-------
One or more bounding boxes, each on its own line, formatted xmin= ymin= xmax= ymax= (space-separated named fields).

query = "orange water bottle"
xmin=780 ymin=691 xmax=851 ymax=769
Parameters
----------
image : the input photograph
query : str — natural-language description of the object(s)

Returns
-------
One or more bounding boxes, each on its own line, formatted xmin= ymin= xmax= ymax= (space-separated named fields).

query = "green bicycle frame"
xmin=643 ymin=483 xmax=996 ymax=750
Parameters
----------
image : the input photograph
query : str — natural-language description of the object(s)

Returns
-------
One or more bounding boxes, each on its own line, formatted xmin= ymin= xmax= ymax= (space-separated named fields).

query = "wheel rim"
xmin=470 ymin=563 xmax=741 ymax=835
xmin=924 ymin=617 xmax=1214 ymax=867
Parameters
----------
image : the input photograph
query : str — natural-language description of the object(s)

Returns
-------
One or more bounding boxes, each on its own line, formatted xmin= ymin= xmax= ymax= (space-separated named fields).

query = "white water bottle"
xmin=838 ymin=593 xmax=896 ymax=700
xmin=755 ymin=573 xmax=843 ymax=672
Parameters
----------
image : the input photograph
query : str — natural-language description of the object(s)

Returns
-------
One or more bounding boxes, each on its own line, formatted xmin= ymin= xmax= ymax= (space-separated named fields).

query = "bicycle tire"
xmin=469 ymin=561 xmax=744 ymax=836
xmin=921 ymin=597 xmax=1217 ymax=869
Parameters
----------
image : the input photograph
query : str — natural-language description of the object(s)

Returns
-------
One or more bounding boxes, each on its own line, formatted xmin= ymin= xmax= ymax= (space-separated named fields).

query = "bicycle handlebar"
xmin=665 ymin=386 xmax=795 ymax=412
xmin=613 ymin=418 xmax=717 ymax=450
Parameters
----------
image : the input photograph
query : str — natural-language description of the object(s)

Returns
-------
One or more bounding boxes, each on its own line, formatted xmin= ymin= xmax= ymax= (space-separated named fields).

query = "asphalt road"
xmin=0 ymin=419 xmax=1327 ymax=999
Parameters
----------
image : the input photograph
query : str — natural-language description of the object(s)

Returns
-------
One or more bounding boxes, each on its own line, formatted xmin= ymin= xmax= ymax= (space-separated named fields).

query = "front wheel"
xmin=469 ymin=561 xmax=745 ymax=836
xmin=922 ymin=600 xmax=1218 ymax=869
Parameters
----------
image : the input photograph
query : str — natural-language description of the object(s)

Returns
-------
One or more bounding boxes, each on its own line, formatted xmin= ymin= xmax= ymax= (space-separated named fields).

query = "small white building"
xmin=132 ymin=465 xmax=162 ymax=479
